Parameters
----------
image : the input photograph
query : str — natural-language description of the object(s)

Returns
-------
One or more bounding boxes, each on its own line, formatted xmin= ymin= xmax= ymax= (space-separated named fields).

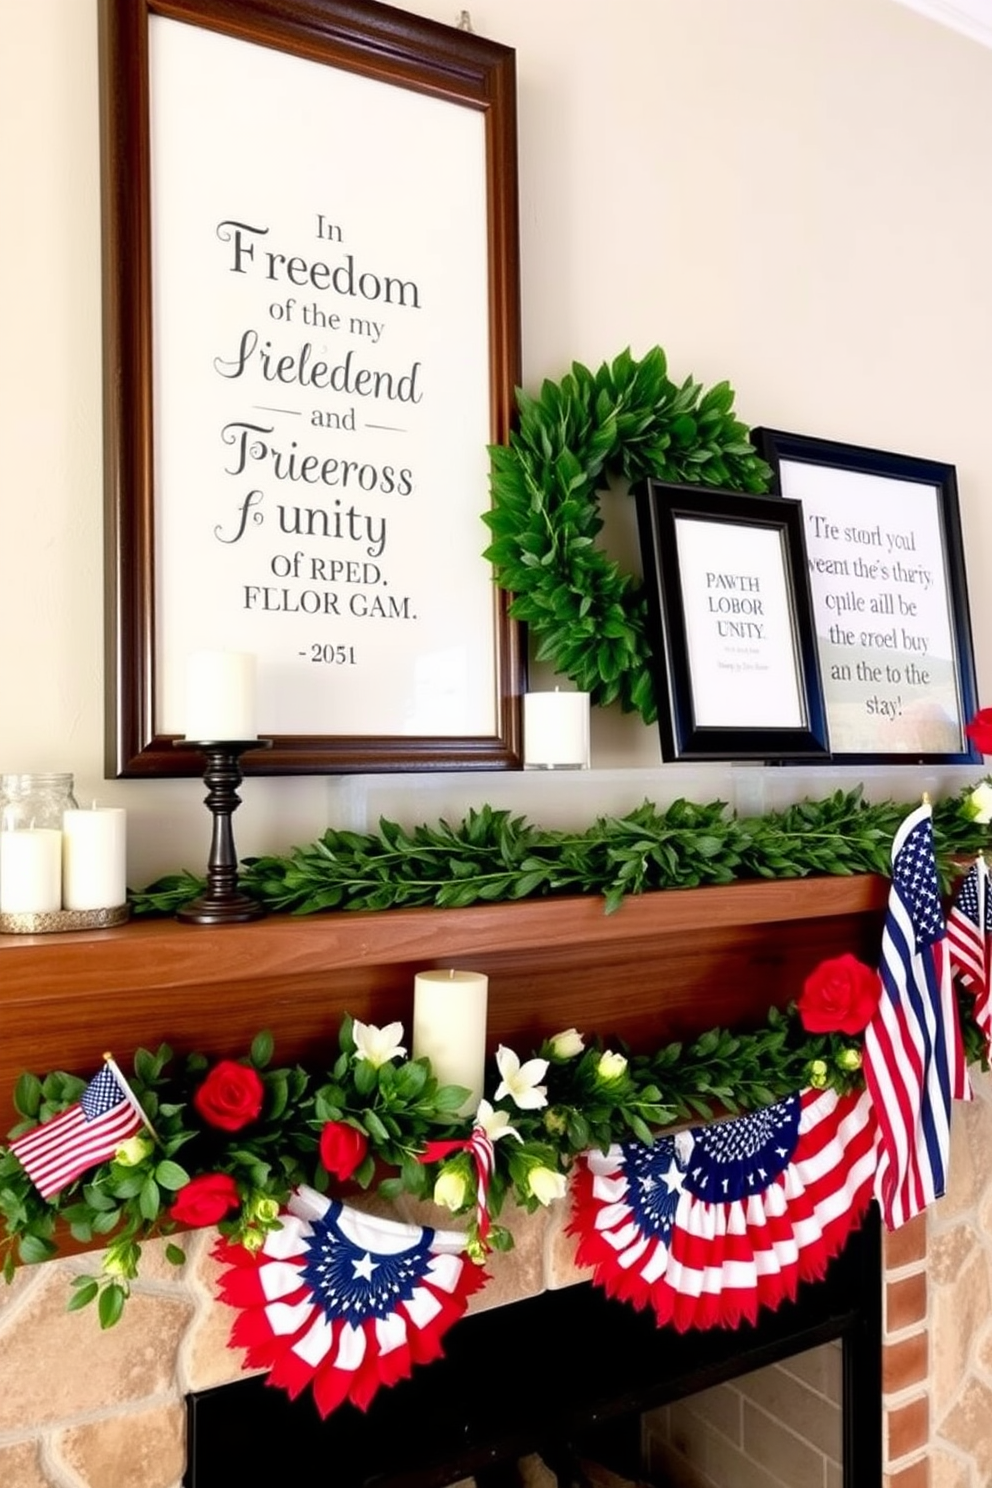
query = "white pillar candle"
xmin=62 ymin=807 xmax=128 ymax=911
xmin=0 ymin=829 xmax=63 ymax=913
xmin=523 ymin=689 xmax=591 ymax=769
xmin=412 ymin=969 xmax=489 ymax=1116
xmin=184 ymin=651 xmax=257 ymax=741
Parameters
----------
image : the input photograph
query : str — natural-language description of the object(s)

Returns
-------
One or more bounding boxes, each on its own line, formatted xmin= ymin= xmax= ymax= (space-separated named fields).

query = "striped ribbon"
xmin=418 ymin=1127 xmax=495 ymax=1240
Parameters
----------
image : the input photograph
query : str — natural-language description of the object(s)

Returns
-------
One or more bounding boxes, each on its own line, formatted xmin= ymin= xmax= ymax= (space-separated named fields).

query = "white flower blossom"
xmin=474 ymin=1098 xmax=523 ymax=1143
xmin=548 ymin=1028 xmax=585 ymax=1059
xmin=114 ymin=1134 xmax=153 ymax=1168
xmin=433 ymin=1168 xmax=468 ymax=1211
xmin=597 ymin=1050 xmax=628 ymax=1082
xmin=352 ymin=1019 xmax=406 ymax=1068
xmin=527 ymin=1165 xmax=567 ymax=1205
xmin=493 ymin=1045 xmax=549 ymax=1110
xmin=968 ymin=781 xmax=992 ymax=825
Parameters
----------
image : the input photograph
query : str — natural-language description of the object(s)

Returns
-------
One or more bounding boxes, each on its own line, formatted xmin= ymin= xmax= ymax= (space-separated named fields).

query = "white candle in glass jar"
xmin=62 ymin=807 xmax=128 ymax=910
xmin=184 ymin=651 xmax=257 ymax=741
xmin=0 ymin=829 xmax=63 ymax=913
xmin=523 ymin=689 xmax=591 ymax=769
xmin=412 ymin=969 xmax=489 ymax=1115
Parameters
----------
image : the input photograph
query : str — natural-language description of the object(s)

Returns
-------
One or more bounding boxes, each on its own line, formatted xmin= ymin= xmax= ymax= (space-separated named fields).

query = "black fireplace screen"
xmin=185 ymin=1207 xmax=881 ymax=1488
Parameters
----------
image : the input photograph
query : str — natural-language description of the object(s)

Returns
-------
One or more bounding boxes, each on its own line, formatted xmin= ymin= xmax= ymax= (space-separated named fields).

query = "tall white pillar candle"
xmin=412 ymin=969 xmax=489 ymax=1116
xmin=0 ymin=829 xmax=63 ymax=913
xmin=62 ymin=807 xmax=128 ymax=910
xmin=184 ymin=651 xmax=257 ymax=740
xmin=523 ymin=689 xmax=591 ymax=769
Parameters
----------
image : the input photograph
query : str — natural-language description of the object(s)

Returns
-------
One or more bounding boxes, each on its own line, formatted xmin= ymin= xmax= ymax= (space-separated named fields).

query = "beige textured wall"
xmin=2 ymin=0 xmax=992 ymax=885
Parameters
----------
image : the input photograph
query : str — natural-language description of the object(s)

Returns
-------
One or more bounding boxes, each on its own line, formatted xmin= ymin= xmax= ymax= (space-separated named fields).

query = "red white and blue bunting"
xmin=214 ymin=1186 xmax=489 ymax=1416
xmin=566 ymin=1085 xmax=877 ymax=1331
xmin=215 ymin=1087 xmax=879 ymax=1414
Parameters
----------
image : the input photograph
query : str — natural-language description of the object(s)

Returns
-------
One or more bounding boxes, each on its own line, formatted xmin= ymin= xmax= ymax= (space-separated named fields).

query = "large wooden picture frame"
xmin=752 ymin=428 xmax=981 ymax=764
xmin=98 ymin=0 xmax=522 ymax=776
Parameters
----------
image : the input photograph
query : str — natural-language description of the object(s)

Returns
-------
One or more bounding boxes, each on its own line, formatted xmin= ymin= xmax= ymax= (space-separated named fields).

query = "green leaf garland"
xmin=0 ymin=1001 xmax=902 ymax=1317
xmin=127 ymin=782 xmax=992 ymax=919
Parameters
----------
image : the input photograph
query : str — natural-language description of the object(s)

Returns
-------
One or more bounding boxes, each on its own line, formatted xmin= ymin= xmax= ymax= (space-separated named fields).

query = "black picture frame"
xmin=97 ymin=0 xmax=523 ymax=778
xmin=752 ymin=428 xmax=981 ymax=765
xmin=635 ymin=481 xmax=829 ymax=762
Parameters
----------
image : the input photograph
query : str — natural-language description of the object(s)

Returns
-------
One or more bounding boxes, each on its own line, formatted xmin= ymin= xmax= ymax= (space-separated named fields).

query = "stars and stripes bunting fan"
xmin=214 ymin=1186 xmax=490 ymax=1416
xmin=567 ymin=1085 xmax=877 ymax=1332
xmin=947 ymin=855 xmax=992 ymax=1049
xmin=862 ymin=801 xmax=971 ymax=1231
xmin=10 ymin=1063 xmax=145 ymax=1199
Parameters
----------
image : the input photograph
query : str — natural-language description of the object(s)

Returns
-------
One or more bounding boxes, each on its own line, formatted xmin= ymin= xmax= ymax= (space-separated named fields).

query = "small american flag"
xmin=863 ymin=802 xmax=971 ymax=1230
xmin=10 ymin=1063 xmax=144 ymax=1199
xmin=947 ymin=857 xmax=992 ymax=1044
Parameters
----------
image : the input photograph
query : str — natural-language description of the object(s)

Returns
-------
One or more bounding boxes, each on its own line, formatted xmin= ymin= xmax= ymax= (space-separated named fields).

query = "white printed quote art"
xmin=779 ymin=461 xmax=960 ymax=755
xmin=148 ymin=16 xmax=495 ymax=739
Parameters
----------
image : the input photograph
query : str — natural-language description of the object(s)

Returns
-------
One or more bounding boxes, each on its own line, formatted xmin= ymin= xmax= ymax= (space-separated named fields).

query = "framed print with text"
xmin=635 ymin=482 xmax=829 ymax=762
xmin=752 ymin=429 xmax=981 ymax=765
xmin=99 ymin=0 xmax=523 ymax=776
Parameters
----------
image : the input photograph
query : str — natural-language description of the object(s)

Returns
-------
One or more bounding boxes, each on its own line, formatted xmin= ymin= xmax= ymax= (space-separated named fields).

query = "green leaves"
xmin=17 ymin=1232 xmax=57 ymax=1265
xmin=13 ymin=1072 xmax=42 ymax=1120
xmin=483 ymin=345 xmax=773 ymax=718
xmin=68 ymin=1275 xmax=100 ymax=1312
xmin=310 ymin=1029 xmax=475 ymax=1190
xmin=124 ymin=778 xmax=992 ymax=921
xmin=250 ymin=1031 xmax=275 ymax=1070
xmin=211 ymin=789 xmax=940 ymax=918
xmin=98 ymin=1283 xmax=127 ymax=1329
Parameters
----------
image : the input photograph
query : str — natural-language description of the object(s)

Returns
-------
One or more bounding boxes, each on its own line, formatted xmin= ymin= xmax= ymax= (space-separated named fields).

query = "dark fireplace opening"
xmin=184 ymin=1207 xmax=880 ymax=1488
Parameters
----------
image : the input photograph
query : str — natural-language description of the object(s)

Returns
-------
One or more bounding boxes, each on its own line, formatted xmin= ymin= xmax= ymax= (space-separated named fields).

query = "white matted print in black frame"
xmin=635 ymin=482 xmax=829 ymax=762
xmin=752 ymin=429 xmax=981 ymax=765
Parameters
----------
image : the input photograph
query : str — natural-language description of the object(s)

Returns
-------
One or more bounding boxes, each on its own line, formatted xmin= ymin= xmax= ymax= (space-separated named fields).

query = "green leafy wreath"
xmin=482 ymin=346 xmax=773 ymax=723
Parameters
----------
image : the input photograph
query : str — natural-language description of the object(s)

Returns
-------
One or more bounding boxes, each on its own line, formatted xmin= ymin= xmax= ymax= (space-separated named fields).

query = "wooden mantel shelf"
xmin=0 ymin=875 xmax=890 ymax=1123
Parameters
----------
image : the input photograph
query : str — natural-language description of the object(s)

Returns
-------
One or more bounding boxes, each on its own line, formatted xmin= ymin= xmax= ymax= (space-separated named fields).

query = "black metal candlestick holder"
xmin=173 ymin=739 xmax=273 ymax=925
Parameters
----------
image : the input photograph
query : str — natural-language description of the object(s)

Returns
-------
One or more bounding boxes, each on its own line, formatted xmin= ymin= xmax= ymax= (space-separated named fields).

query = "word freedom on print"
xmin=215 ymin=220 xmax=423 ymax=396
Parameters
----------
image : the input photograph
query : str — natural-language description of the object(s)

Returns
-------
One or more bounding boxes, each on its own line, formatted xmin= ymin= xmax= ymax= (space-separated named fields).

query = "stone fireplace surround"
xmin=2 ymin=877 xmax=991 ymax=1487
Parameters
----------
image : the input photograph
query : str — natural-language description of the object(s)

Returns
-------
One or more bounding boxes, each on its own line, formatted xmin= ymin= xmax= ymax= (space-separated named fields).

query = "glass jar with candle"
xmin=0 ymin=773 xmax=78 ymax=915
xmin=0 ymin=773 xmax=79 ymax=831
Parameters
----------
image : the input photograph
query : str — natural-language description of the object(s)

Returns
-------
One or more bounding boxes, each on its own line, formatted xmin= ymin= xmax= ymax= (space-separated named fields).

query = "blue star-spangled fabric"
xmin=686 ymin=1094 xmax=799 ymax=1201
xmin=301 ymin=1201 xmax=437 ymax=1322
xmin=892 ymin=811 xmax=944 ymax=949
xmin=622 ymin=1136 xmax=684 ymax=1242
xmin=81 ymin=1065 xmax=129 ymax=1118
xmin=619 ymin=1093 xmax=801 ymax=1244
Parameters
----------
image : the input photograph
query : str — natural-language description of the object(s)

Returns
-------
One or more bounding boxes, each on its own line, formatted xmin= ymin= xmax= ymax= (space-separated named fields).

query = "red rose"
xmin=797 ymin=953 xmax=881 ymax=1035
xmin=170 ymin=1172 xmax=240 ymax=1227
xmin=193 ymin=1059 xmax=264 ymax=1132
xmin=319 ymin=1120 xmax=368 ymax=1181
xmin=966 ymin=708 xmax=992 ymax=756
